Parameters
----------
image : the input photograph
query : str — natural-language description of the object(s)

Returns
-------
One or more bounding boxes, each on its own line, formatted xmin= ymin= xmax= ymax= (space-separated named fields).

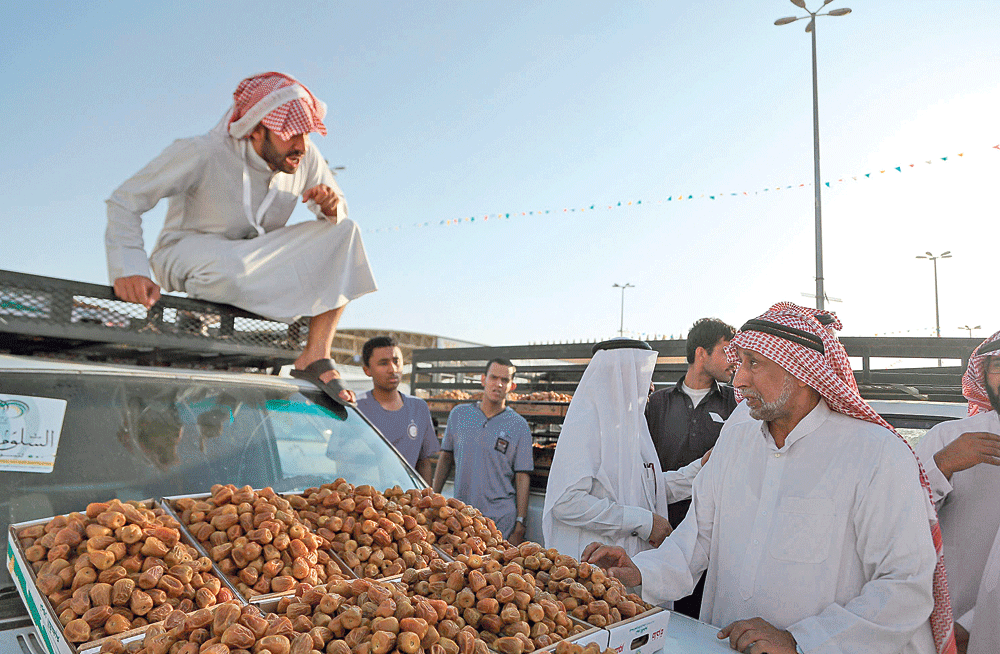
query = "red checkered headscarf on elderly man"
xmin=727 ymin=303 xmax=957 ymax=654
xmin=962 ymin=329 xmax=1000 ymax=415
xmin=224 ymin=72 xmax=327 ymax=140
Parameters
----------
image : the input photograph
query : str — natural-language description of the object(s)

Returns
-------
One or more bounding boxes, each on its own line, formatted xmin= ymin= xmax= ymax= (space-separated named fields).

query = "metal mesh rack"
xmin=0 ymin=270 xmax=307 ymax=370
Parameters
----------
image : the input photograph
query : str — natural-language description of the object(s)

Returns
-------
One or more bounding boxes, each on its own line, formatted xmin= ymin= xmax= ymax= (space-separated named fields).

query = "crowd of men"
xmin=105 ymin=71 xmax=999 ymax=654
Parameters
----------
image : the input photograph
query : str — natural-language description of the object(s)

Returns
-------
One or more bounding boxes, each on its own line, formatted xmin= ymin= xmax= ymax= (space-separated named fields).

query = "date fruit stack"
xmin=97 ymin=602 xmax=284 ymax=654
xmin=492 ymin=546 xmax=652 ymax=628
xmin=287 ymin=482 xmax=440 ymax=579
xmin=269 ymin=576 xmax=496 ymax=654
xmin=399 ymin=548 xmax=591 ymax=653
xmin=16 ymin=499 xmax=232 ymax=643
xmin=173 ymin=485 xmax=343 ymax=599
xmin=402 ymin=492 xmax=507 ymax=559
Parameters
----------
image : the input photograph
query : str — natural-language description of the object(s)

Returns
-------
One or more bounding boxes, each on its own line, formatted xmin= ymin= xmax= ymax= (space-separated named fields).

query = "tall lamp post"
xmin=915 ymin=251 xmax=951 ymax=338
xmin=775 ymin=0 xmax=852 ymax=311
xmin=612 ymin=283 xmax=634 ymax=337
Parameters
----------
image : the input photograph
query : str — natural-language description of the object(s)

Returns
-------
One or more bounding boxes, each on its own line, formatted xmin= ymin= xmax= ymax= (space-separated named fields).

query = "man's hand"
xmin=510 ymin=522 xmax=526 ymax=546
xmin=649 ymin=513 xmax=672 ymax=547
xmin=113 ymin=275 xmax=161 ymax=309
xmin=303 ymin=184 xmax=340 ymax=218
xmin=718 ymin=618 xmax=797 ymax=654
xmin=934 ymin=431 xmax=1000 ymax=480
xmin=581 ymin=543 xmax=642 ymax=587
xmin=701 ymin=447 xmax=714 ymax=466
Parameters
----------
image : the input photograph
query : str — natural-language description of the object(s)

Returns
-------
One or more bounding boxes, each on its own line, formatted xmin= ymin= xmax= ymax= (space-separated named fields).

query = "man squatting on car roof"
xmin=584 ymin=303 xmax=957 ymax=654
xmin=106 ymin=71 xmax=377 ymax=405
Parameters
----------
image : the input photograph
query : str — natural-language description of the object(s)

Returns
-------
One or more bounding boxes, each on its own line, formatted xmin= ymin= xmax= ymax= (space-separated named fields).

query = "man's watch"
xmin=515 ymin=516 xmax=526 ymax=525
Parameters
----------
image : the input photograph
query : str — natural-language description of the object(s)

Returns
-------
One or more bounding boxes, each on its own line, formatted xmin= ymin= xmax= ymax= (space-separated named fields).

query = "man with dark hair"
xmin=356 ymin=336 xmax=439 ymax=483
xmin=916 ymin=330 xmax=1000 ymax=653
xmin=644 ymin=317 xmax=737 ymax=617
xmin=432 ymin=358 xmax=533 ymax=544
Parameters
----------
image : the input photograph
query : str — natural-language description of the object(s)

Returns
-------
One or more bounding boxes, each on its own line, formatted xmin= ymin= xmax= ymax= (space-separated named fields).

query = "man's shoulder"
xmin=502 ymin=406 xmax=530 ymax=427
xmin=447 ymin=402 xmax=478 ymax=420
xmin=647 ymin=386 xmax=680 ymax=408
xmin=401 ymin=392 xmax=431 ymax=411
xmin=827 ymin=410 xmax=918 ymax=464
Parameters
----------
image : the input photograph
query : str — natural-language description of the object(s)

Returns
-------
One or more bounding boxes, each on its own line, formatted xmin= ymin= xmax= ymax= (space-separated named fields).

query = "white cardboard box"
xmin=605 ymin=607 xmax=671 ymax=654
xmin=7 ymin=519 xmax=150 ymax=654
xmin=660 ymin=611 xmax=732 ymax=653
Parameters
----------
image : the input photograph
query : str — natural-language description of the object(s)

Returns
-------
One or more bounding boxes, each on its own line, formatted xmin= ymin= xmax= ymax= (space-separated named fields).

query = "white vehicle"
xmin=0 ymin=353 xmax=427 ymax=654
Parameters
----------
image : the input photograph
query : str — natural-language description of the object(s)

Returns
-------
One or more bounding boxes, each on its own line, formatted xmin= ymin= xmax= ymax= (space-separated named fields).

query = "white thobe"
xmin=106 ymin=130 xmax=377 ymax=322
xmin=969 ymin=528 xmax=1000 ymax=654
xmin=914 ymin=411 xmax=1000 ymax=634
xmin=633 ymin=400 xmax=937 ymax=654
xmin=549 ymin=459 xmax=703 ymax=548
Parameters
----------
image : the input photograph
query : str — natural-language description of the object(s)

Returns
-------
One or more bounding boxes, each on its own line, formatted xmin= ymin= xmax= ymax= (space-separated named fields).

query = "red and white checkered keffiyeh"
xmin=763 ymin=301 xmax=858 ymax=393
xmin=226 ymin=72 xmax=327 ymax=140
xmin=962 ymin=330 xmax=1000 ymax=415
xmin=728 ymin=303 xmax=956 ymax=654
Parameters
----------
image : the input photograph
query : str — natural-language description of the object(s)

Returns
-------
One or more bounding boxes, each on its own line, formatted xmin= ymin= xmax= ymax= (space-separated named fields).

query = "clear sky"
xmin=2 ymin=1 xmax=998 ymax=346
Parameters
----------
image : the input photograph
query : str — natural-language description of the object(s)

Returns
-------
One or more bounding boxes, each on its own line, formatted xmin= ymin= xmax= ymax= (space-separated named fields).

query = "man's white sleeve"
xmin=550 ymin=477 xmax=654 ymax=541
xmin=303 ymin=144 xmax=348 ymax=224
xmin=662 ymin=458 xmax=703 ymax=503
xmin=632 ymin=454 xmax=716 ymax=605
xmin=914 ymin=423 xmax=955 ymax=506
xmin=786 ymin=442 xmax=937 ymax=653
xmin=105 ymin=137 xmax=208 ymax=282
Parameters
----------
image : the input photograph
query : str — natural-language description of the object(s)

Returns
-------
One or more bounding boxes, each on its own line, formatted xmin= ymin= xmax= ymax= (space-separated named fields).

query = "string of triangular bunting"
xmin=364 ymin=144 xmax=999 ymax=234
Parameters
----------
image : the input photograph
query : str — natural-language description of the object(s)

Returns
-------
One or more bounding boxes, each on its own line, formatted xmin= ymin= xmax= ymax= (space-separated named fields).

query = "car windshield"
xmin=0 ymin=370 xmax=420 ymax=610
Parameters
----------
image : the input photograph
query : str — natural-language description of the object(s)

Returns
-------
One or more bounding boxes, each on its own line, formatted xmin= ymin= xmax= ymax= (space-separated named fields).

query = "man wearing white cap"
xmin=584 ymin=303 xmax=957 ymax=654
xmin=543 ymin=339 xmax=676 ymax=561
xmin=106 ymin=72 xmax=377 ymax=404
xmin=915 ymin=330 xmax=1000 ymax=653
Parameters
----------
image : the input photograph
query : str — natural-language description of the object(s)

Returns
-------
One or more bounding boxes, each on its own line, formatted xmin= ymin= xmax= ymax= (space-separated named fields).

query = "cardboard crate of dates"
xmin=166 ymin=485 xmax=351 ymax=603
xmin=6 ymin=498 xmax=235 ymax=654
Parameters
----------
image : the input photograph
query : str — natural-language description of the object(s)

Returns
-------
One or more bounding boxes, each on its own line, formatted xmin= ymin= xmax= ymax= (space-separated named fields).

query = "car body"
xmin=0 ymin=353 xmax=426 ymax=654
xmin=868 ymin=399 xmax=969 ymax=446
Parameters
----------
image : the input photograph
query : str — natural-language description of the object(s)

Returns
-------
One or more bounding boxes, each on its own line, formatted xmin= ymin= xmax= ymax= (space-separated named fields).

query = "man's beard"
xmin=260 ymin=132 xmax=304 ymax=173
xmin=987 ymin=382 xmax=1000 ymax=415
xmin=744 ymin=374 xmax=796 ymax=421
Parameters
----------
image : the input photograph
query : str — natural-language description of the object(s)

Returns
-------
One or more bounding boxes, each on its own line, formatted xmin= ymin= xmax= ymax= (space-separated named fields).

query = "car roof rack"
xmin=0 ymin=269 xmax=303 ymax=370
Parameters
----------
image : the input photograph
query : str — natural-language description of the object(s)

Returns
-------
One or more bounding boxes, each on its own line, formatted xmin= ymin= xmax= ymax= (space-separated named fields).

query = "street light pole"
xmin=612 ymin=283 xmax=634 ymax=337
xmin=775 ymin=0 xmax=852 ymax=311
xmin=915 ymin=251 xmax=951 ymax=338
xmin=959 ymin=325 xmax=980 ymax=338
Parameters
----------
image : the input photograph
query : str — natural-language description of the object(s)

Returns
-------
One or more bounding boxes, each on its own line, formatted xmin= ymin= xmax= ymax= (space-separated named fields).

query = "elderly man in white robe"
xmin=542 ymin=338 xmax=708 ymax=562
xmin=915 ymin=330 xmax=1000 ymax=654
xmin=106 ymin=72 xmax=377 ymax=405
xmin=583 ymin=303 xmax=957 ymax=654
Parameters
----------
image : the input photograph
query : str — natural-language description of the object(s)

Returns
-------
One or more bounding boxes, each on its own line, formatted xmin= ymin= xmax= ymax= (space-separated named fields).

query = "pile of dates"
xmin=98 ymin=602 xmax=287 ymax=654
xmin=399 ymin=547 xmax=592 ymax=653
xmin=173 ymin=485 xmax=343 ymax=598
xmin=288 ymin=482 xmax=440 ymax=579
xmin=491 ymin=546 xmax=652 ymax=628
xmin=399 ymin=491 xmax=507 ymax=559
xmin=17 ymin=499 xmax=232 ymax=643
xmin=271 ymin=577 xmax=495 ymax=654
